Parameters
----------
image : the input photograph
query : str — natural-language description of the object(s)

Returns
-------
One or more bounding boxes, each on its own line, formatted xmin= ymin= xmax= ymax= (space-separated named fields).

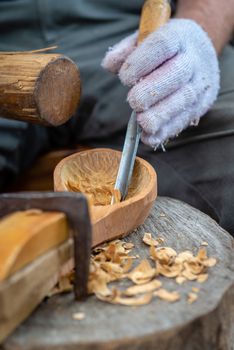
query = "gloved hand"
xmin=102 ymin=19 xmax=220 ymax=148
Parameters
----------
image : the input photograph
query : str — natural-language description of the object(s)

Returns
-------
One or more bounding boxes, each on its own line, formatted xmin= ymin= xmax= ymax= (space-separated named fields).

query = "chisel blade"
xmin=111 ymin=111 xmax=141 ymax=204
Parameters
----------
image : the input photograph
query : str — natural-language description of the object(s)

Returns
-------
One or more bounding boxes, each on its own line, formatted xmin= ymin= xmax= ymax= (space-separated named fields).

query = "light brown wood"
xmin=0 ymin=239 xmax=74 ymax=344
xmin=1 ymin=198 xmax=233 ymax=350
xmin=0 ymin=210 xmax=68 ymax=282
xmin=138 ymin=0 xmax=171 ymax=44
xmin=0 ymin=53 xmax=81 ymax=126
xmin=54 ymin=148 xmax=157 ymax=246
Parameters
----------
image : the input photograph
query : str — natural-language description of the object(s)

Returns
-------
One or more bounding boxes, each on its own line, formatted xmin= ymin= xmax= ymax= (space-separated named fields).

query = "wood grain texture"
xmin=138 ymin=0 xmax=171 ymax=44
xmin=0 ymin=191 xmax=92 ymax=301
xmin=0 ymin=239 xmax=73 ymax=344
xmin=0 ymin=210 xmax=68 ymax=282
xmin=54 ymin=148 xmax=157 ymax=246
xmin=0 ymin=53 xmax=81 ymax=126
xmin=0 ymin=192 xmax=92 ymax=342
xmin=2 ymin=197 xmax=233 ymax=350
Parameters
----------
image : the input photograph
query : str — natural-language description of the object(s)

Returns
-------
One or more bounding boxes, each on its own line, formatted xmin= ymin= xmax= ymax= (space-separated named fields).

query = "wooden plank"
xmin=0 ymin=240 xmax=73 ymax=344
xmin=0 ymin=210 xmax=68 ymax=282
xmin=2 ymin=197 xmax=233 ymax=350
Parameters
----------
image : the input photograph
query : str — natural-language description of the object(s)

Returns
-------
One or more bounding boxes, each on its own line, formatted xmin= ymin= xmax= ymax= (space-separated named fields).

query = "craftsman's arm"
xmin=175 ymin=0 xmax=234 ymax=54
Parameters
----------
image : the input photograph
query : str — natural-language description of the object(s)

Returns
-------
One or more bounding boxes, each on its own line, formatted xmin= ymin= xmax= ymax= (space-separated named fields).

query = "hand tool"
xmin=0 ymin=48 xmax=81 ymax=126
xmin=112 ymin=0 xmax=171 ymax=203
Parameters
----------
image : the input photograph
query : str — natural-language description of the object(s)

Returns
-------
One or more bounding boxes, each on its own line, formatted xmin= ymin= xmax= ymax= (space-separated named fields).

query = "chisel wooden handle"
xmin=138 ymin=0 xmax=171 ymax=44
xmin=112 ymin=1 xmax=171 ymax=203
xmin=0 ymin=53 xmax=81 ymax=126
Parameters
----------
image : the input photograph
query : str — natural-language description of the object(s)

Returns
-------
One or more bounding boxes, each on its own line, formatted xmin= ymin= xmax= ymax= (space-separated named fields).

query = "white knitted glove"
xmin=102 ymin=19 xmax=220 ymax=148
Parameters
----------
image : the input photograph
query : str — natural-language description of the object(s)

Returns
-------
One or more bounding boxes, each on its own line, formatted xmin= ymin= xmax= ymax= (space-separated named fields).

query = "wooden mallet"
xmin=0 ymin=48 xmax=81 ymax=126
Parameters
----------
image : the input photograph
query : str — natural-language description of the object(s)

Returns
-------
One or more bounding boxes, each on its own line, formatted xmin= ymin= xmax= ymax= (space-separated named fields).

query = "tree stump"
xmin=1 ymin=197 xmax=234 ymax=350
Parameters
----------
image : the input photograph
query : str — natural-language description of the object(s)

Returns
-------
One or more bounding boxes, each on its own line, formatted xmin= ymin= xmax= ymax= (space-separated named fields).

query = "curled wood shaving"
xmin=150 ymin=241 xmax=216 ymax=285
xmin=197 ymin=248 xmax=208 ymax=260
xmin=151 ymin=246 xmax=177 ymax=265
xmin=48 ymin=275 xmax=73 ymax=297
xmin=154 ymin=289 xmax=180 ymax=302
xmin=176 ymin=251 xmax=194 ymax=263
xmin=202 ymin=257 xmax=217 ymax=267
xmin=50 ymin=232 xmax=217 ymax=307
xmin=176 ymin=276 xmax=186 ymax=285
xmin=123 ymin=242 xmax=135 ymax=250
xmin=88 ymin=269 xmax=112 ymax=297
xmin=182 ymin=269 xmax=198 ymax=281
xmin=143 ymin=233 xmax=159 ymax=247
xmin=197 ymin=274 xmax=209 ymax=283
xmin=124 ymin=280 xmax=162 ymax=296
xmin=128 ymin=259 xmax=156 ymax=285
xmin=156 ymin=261 xmax=182 ymax=278
xmin=97 ymin=290 xmax=153 ymax=306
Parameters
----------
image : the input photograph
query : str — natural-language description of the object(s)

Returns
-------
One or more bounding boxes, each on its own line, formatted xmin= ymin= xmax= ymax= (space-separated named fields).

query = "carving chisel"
xmin=112 ymin=0 xmax=171 ymax=203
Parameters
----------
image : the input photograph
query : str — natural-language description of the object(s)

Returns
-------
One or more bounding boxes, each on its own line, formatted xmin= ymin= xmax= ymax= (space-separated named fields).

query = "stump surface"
xmin=2 ymin=197 xmax=234 ymax=350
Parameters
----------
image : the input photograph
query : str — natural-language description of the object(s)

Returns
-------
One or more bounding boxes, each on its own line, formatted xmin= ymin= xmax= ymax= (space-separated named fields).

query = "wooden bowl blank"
xmin=54 ymin=148 xmax=157 ymax=246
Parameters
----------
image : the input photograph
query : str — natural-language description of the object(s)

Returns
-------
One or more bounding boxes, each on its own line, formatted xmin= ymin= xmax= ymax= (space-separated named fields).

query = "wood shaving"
xmin=113 ymin=293 xmax=153 ymax=306
xmin=51 ymin=233 xmax=217 ymax=307
xmin=128 ymin=259 xmax=156 ymax=285
xmin=188 ymin=292 xmax=198 ymax=304
xmin=201 ymin=242 xmax=208 ymax=246
xmin=97 ymin=290 xmax=153 ymax=306
xmin=154 ymin=289 xmax=180 ymax=302
xmin=124 ymin=280 xmax=162 ymax=296
xmin=143 ymin=233 xmax=159 ymax=247
xmin=123 ymin=242 xmax=135 ymax=250
xmin=176 ymin=276 xmax=186 ymax=285
xmin=150 ymin=242 xmax=216 ymax=285
xmin=156 ymin=261 xmax=182 ymax=278
xmin=72 ymin=312 xmax=85 ymax=321
xmin=197 ymin=274 xmax=209 ymax=283
xmin=157 ymin=237 xmax=165 ymax=244
xmin=48 ymin=275 xmax=73 ymax=297
xmin=202 ymin=257 xmax=217 ymax=267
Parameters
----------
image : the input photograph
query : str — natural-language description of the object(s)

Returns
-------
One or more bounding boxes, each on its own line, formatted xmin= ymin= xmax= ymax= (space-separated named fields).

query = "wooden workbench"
xmin=1 ymin=197 xmax=234 ymax=350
